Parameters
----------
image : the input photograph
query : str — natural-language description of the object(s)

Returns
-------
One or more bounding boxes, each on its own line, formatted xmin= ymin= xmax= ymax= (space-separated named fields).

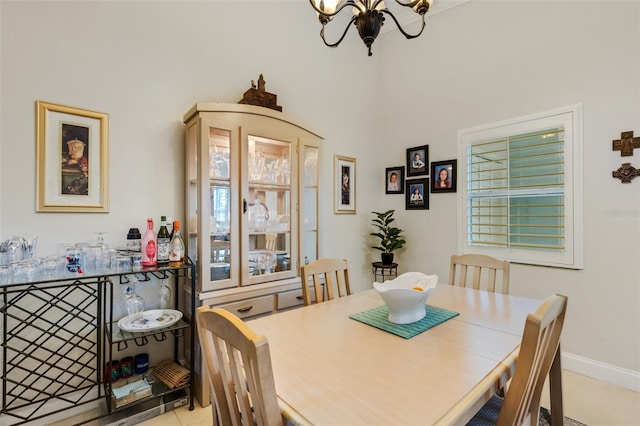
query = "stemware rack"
xmin=0 ymin=261 xmax=196 ymax=425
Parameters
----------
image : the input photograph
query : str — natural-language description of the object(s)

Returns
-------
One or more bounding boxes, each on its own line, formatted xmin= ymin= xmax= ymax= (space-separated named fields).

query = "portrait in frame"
xmin=405 ymin=178 xmax=429 ymax=210
xmin=334 ymin=155 xmax=356 ymax=214
xmin=431 ymin=159 xmax=457 ymax=193
xmin=406 ymin=145 xmax=429 ymax=177
xmin=36 ymin=100 xmax=109 ymax=212
xmin=385 ymin=166 xmax=405 ymax=194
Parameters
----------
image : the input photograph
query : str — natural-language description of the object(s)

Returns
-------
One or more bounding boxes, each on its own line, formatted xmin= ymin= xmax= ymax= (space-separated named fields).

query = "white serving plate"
xmin=118 ymin=309 xmax=183 ymax=333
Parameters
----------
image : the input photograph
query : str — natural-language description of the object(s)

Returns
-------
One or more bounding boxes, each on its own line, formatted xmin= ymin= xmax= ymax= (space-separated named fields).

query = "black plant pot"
xmin=381 ymin=252 xmax=394 ymax=266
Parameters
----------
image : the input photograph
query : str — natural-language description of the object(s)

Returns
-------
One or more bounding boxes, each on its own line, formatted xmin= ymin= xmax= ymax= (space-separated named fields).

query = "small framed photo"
xmin=36 ymin=100 xmax=109 ymax=212
xmin=385 ymin=166 xmax=405 ymax=194
xmin=431 ymin=160 xmax=457 ymax=193
xmin=405 ymin=178 xmax=429 ymax=210
xmin=406 ymin=145 xmax=429 ymax=177
xmin=334 ymin=155 xmax=356 ymax=214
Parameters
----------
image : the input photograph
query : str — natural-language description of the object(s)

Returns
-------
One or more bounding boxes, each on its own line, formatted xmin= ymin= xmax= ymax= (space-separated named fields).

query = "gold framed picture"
xmin=334 ymin=155 xmax=356 ymax=214
xmin=36 ymin=100 xmax=109 ymax=212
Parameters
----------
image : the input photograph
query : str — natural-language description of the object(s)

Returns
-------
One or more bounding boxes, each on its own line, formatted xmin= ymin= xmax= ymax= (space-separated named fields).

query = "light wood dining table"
xmin=247 ymin=284 xmax=549 ymax=425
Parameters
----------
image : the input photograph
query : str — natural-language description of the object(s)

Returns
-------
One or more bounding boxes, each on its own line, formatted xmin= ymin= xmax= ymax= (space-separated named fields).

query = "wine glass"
xmin=94 ymin=232 xmax=108 ymax=250
xmin=123 ymin=276 xmax=144 ymax=316
xmin=158 ymin=282 xmax=171 ymax=309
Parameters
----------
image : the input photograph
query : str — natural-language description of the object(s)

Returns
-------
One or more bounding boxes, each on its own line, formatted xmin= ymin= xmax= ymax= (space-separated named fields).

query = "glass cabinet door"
xmin=186 ymin=120 xmax=238 ymax=292
xmin=300 ymin=140 xmax=319 ymax=269
xmin=208 ymin=127 xmax=233 ymax=287
xmin=243 ymin=134 xmax=297 ymax=285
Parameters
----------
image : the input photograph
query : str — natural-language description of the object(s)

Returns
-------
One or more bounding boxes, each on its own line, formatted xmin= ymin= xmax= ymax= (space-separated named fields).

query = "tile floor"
xmin=45 ymin=369 xmax=639 ymax=425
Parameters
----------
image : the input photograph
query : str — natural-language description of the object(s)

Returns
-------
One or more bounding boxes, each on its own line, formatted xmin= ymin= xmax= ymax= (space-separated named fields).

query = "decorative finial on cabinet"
xmin=238 ymin=74 xmax=282 ymax=112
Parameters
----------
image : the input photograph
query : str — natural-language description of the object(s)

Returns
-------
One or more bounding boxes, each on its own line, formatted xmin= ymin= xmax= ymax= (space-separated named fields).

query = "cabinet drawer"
xmin=276 ymin=286 xmax=318 ymax=310
xmin=216 ymin=295 xmax=274 ymax=319
xmin=276 ymin=289 xmax=305 ymax=310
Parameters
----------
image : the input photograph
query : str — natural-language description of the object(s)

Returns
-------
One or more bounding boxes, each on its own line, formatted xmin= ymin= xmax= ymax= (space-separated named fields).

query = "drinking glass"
xmin=116 ymin=255 xmax=132 ymax=272
xmin=65 ymin=246 xmax=83 ymax=274
xmin=124 ymin=276 xmax=144 ymax=316
xmin=41 ymin=255 xmax=64 ymax=277
xmin=82 ymin=245 xmax=102 ymax=274
xmin=25 ymin=236 xmax=38 ymax=259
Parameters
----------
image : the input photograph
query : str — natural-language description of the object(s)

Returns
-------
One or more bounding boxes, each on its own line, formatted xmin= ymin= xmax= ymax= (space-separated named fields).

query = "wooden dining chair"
xmin=196 ymin=306 xmax=283 ymax=426
xmin=265 ymin=233 xmax=277 ymax=251
xmin=300 ymin=258 xmax=351 ymax=306
xmin=466 ymin=294 xmax=568 ymax=426
xmin=211 ymin=240 xmax=231 ymax=263
xmin=449 ymin=254 xmax=510 ymax=294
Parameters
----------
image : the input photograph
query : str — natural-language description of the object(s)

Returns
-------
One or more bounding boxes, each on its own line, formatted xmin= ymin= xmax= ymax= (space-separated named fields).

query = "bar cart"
xmin=0 ymin=260 xmax=195 ymax=425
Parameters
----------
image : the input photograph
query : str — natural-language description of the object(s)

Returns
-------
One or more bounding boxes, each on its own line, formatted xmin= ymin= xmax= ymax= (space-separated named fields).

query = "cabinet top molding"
xmin=183 ymin=103 xmax=323 ymax=140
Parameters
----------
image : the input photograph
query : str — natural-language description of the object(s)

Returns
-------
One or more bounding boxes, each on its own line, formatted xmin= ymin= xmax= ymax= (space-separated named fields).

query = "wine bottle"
xmin=141 ymin=218 xmax=157 ymax=267
xmin=166 ymin=216 xmax=174 ymax=240
xmin=168 ymin=220 xmax=185 ymax=267
xmin=157 ymin=216 xmax=170 ymax=266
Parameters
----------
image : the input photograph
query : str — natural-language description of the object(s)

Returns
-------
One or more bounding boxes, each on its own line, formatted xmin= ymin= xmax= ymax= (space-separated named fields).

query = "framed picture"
xmin=406 ymin=145 xmax=429 ymax=177
xmin=36 ymin=100 xmax=109 ymax=212
xmin=385 ymin=166 xmax=405 ymax=194
xmin=431 ymin=159 xmax=457 ymax=193
xmin=334 ymin=155 xmax=356 ymax=214
xmin=406 ymin=178 xmax=429 ymax=210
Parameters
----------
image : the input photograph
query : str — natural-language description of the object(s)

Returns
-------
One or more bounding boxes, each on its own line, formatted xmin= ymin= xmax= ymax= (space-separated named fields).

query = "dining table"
xmin=247 ymin=283 xmax=562 ymax=426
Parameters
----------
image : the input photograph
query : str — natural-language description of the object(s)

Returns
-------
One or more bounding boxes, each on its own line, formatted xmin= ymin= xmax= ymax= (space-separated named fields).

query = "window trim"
xmin=457 ymin=104 xmax=584 ymax=269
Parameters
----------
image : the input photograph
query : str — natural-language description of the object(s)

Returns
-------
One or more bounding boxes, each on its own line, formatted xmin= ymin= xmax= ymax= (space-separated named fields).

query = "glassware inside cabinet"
xmin=209 ymin=128 xmax=232 ymax=283
xmin=301 ymin=145 xmax=319 ymax=264
xmin=247 ymin=135 xmax=293 ymax=280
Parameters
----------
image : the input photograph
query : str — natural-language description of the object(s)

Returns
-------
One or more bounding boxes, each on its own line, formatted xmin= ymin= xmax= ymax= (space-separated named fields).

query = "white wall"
xmin=375 ymin=1 xmax=640 ymax=382
xmin=1 ymin=0 xmax=639 ymax=389
xmin=0 ymin=1 xmax=382 ymax=277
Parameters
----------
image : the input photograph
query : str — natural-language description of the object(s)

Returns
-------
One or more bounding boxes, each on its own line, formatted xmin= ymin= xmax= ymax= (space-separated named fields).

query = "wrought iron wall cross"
xmin=612 ymin=131 xmax=640 ymax=156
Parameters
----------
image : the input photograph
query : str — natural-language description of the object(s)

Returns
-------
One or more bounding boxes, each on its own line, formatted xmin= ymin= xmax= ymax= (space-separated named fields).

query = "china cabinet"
xmin=182 ymin=103 xmax=322 ymax=405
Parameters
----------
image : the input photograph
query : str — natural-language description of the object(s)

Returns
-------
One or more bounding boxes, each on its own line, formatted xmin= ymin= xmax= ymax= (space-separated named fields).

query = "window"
xmin=458 ymin=105 xmax=583 ymax=269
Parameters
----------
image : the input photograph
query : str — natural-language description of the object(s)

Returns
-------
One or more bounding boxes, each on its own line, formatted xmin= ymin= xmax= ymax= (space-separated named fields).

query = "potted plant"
xmin=370 ymin=209 xmax=406 ymax=265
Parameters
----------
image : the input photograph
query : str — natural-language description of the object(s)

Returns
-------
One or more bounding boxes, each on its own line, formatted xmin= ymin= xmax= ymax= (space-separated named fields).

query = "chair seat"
xmin=467 ymin=395 xmax=560 ymax=426
xmin=466 ymin=395 xmax=504 ymax=425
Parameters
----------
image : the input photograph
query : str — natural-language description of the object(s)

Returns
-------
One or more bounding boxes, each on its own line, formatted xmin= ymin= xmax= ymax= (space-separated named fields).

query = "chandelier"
xmin=309 ymin=0 xmax=434 ymax=56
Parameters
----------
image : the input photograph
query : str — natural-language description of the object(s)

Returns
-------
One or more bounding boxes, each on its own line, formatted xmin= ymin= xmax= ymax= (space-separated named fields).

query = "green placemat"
xmin=349 ymin=305 xmax=459 ymax=339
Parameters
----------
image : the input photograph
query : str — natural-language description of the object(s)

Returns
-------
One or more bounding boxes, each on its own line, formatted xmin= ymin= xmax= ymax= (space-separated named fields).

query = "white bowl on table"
xmin=373 ymin=272 xmax=438 ymax=324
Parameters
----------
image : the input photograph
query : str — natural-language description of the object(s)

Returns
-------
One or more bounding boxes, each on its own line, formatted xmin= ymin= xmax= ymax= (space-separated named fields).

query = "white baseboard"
xmin=562 ymin=352 xmax=640 ymax=392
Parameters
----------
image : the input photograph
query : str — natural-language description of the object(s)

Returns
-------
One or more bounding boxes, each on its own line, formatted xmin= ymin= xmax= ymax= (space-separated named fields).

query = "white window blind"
xmin=458 ymin=105 xmax=583 ymax=269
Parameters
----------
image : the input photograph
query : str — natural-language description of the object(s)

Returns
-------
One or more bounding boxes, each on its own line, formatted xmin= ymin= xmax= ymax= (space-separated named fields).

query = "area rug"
xmin=468 ymin=395 xmax=586 ymax=425
xmin=539 ymin=406 xmax=587 ymax=426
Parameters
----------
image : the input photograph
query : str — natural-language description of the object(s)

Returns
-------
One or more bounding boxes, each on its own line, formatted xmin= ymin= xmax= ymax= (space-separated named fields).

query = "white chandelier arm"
xmin=320 ymin=15 xmax=358 ymax=48
xmin=381 ymin=8 xmax=426 ymax=40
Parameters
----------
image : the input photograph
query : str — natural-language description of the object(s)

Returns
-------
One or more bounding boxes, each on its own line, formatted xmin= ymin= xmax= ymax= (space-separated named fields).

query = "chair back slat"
xmin=449 ymin=254 xmax=510 ymax=294
xmin=300 ymin=258 xmax=351 ymax=306
xmin=197 ymin=306 xmax=283 ymax=426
